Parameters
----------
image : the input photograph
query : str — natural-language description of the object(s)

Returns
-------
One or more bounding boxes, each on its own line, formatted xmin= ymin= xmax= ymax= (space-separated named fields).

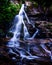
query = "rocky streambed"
xmin=0 ymin=38 xmax=52 ymax=65
xmin=0 ymin=3 xmax=52 ymax=65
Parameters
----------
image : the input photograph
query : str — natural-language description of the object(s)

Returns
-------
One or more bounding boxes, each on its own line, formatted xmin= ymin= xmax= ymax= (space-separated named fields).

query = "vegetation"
xmin=0 ymin=1 xmax=52 ymax=65
xmin=0 ymin=0 xmax=52 ymax=38
xmin=0 ymin=0 xmax=21 ymax=37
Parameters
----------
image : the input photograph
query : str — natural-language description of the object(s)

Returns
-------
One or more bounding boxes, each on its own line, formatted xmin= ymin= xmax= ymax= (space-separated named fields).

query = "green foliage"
xmin=0 ymin=0 xmax=21 ymax=37
xmin=0 ymin=2 xmax=21 ymax=23
xmin=0 ymin=3 xmax=21 ymax=23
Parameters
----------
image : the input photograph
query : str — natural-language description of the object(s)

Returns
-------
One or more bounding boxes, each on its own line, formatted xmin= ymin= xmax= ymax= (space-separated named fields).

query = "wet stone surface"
xmin=0 ymin=4 xmax=52 ymax=65
xmin=0 ymin=38 xmax=52 ymax=65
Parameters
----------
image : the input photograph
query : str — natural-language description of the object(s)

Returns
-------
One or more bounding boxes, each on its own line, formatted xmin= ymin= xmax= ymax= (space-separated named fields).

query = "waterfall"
xmin=26 ymin=29 xmax=39 ymax=40
xmin=7 ymin=4 xmax=52 ymax=62
xmin=6 ymin=3 xmax=40 ymax=47
xmin=7 ymin=4 xmax=30 ymax=47
xmin=6 ymin=4 xmax=41 ymax=61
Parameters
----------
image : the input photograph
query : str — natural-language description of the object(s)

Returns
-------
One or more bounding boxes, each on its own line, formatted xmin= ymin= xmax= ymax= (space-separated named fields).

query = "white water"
xmin=19 ymin=4 xmax=30 ymax=39
xmin=6 ymin=4 xmax=41 ymax=60
xmin=7 ymin=4 xmax=31 ymax=46
xmin=26 ymin=29 xmax=39 ymax=40
xmin=40 ymin=44 xmax=51 ymax=60
xmin=7 ymin=4 xmax=39 ymax=47
xmin=7 ymin=4 xmax=52 ymax=61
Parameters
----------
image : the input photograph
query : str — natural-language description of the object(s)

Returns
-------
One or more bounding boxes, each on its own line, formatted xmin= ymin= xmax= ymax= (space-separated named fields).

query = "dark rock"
xmin=6 ymin=32 xmax=13 ymax=38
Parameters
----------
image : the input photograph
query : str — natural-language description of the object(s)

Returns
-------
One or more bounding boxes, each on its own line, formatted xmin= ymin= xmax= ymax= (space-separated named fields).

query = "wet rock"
xmin=6 ymin=32 xmax=13 ymax=38
xmin=24 ymin=22 xmax=36 ymax=36
xmin=0 ymin=39 xmax=52 ymax=65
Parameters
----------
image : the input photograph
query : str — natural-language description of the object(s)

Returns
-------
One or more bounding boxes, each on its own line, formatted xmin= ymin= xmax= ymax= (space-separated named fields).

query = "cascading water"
xmin=40 ymin=43 xmax=52 ymax=61
xmin=6 ymin=4 xmax=41 ymax=61
xmin=7 ymin=4 xmax=39 ymax=47
xmin=26 ymin=29 xmax=39 ymax=40
xmin=6 ymin=4 xmax=52 ymax=64
xmin=7 ymin=4 xmax=30 ymax=47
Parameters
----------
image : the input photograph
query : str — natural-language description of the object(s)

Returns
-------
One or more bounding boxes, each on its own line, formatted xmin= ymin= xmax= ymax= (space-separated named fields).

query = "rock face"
xmin=0 ymin=38 xmax=52 ymax=65
xmin=25 ymin=5 xmax=52 ymax=38
xmin=0 ymin=1 xmax=52 ymax=65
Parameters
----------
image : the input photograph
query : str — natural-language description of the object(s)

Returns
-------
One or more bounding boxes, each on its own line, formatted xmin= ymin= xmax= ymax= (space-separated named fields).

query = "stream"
xmin=5 ymin=4 xmax=52 ymax=65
